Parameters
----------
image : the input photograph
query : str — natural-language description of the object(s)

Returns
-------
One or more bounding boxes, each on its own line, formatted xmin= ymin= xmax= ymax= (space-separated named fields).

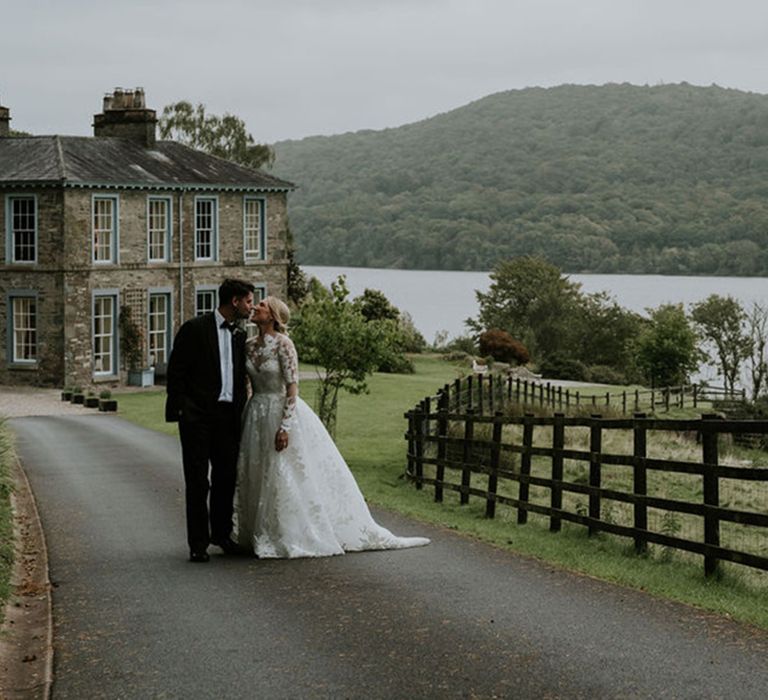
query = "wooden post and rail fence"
xmin=404 ymin=381 xmax=768 ymax=578
xmin=438 ymin=373 xmax=746 ymax=417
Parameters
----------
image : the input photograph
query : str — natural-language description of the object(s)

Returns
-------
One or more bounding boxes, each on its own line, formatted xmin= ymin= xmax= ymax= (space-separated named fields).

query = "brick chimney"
xmin=0 ymin=100 xmax=10 ymax=137
xmin=93 ymin=88 xmax=156 ymax=148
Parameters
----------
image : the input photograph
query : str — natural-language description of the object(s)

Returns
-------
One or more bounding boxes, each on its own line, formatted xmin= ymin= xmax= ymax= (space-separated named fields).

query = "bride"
xmin=235 ymin=296 xmax=429 ymax=558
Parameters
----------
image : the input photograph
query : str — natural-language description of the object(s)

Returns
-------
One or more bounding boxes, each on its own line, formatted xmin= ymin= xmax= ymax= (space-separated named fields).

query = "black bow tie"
xmin=220 ymin=321 xmax=236 ymax=333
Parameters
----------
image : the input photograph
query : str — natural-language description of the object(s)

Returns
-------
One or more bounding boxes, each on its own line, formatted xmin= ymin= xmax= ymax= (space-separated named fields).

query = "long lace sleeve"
xmin=277 ymin=335 xmax=299 ymax=432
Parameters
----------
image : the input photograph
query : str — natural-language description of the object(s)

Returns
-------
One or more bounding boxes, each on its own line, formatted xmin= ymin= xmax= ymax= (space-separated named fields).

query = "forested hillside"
xmin=272 ymin=83 xmax=768 ymax=274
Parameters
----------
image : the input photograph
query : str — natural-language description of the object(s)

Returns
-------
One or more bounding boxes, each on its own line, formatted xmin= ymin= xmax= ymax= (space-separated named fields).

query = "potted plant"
xmin=61 ymin=386 xmax=73 ymax=401
xmin=71 ymin=386 xmax=85 ymax=404
xmin=84 ymin=390 xmax=100 ymax=408
xmin=120 ymin=305 xmax=155 ymax=387
xmin=98 ymin=389 xmax=117 ymax=412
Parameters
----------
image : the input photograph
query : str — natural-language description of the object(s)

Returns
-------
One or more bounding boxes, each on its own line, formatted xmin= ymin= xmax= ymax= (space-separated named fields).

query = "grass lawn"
xmin=116 ymin=355 xmax=768 ymax=630
xmin=0 ymin=421 xmax=15 ymax=622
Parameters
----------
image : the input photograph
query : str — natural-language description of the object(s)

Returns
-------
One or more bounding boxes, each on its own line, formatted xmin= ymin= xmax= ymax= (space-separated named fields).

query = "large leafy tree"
xmin=158 ymin=101 xmax=274 ymax=169
xmin=747 ymin=303 xmax=768 ymax=401
xmin=633 ymin=304 xmax=701 ymax=386
xmin=691 ymin=295 xmax=751 ymax=394
xmin=467 ymin=256 xmax=583 ymax=360
xmin=291 ymin=277 xmax=396 ymax=437
xmin=573 ymin=291 xmax=644 ymax=372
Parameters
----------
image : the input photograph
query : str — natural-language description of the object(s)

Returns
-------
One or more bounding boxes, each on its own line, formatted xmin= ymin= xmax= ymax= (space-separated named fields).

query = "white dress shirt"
xmin=214 ymin=309 xmax=234 ymax=403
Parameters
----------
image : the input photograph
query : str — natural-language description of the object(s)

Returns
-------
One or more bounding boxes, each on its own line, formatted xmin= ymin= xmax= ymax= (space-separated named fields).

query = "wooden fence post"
xmin=622 ymin=391 xmax=627 ymax=415
xmin=633 ymin=412 xmax=648 ymax=554
xmin=453 ymin=377 xmax=461 ymax=411
xmin=507 ymin=376 xmax=513 ymax=401
xmin=488 ymin=374 xmax=495 ymax=414
xmin=424 ymin=395 xmax=432 ymax=445
xmin=485 ymin=411 xmax=503 ymax=519
xmin=414 ymin=402 xmax=425 ymax=490
xmin=589 ymin=414 xmax=602 ymax=537
xmin=634 ymin=389 xmax=640 ymax=412
xmin=478 ymin=374 xmax=484 ymax=416
xmin=467 ymin=375 xmax=473 ymax=412
xmin=523 ymin=380 xmax=529 ymax=405
xmin=406 ymin=410 xmax=415 ymax=482
xmin=693 ymin=384 xmax=698 ymax=408
xmin=460 ymin=409 xmax=475 ymax=505
xmin=664 ymin=387 xmax=670 ymax=412
xmin=702 ymin=413 xmax=721 ymax=577
xmin=550 ymin=413 xmax=565 ymax=532
xmin=518 ymin=413 xmax=534 ymax=525
xmin=435 ymin=390 xmax=449 ymax=503
xmin=565 ymin=389 xmax=570 ymax=408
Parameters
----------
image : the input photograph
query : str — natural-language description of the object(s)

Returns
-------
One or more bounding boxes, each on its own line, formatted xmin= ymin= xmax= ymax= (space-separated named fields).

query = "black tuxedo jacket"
xmin=165 ymin=313 xmax=247 ymax=430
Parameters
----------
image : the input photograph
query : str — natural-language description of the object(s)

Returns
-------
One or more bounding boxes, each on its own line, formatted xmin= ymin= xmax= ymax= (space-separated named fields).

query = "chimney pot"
xmin=94 ymin=87 xmax=156 ymax=148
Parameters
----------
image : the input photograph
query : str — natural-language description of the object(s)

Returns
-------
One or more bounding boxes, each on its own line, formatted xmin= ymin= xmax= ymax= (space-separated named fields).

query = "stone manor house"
xmin=0 ymin=88 xmax=294 ymax=389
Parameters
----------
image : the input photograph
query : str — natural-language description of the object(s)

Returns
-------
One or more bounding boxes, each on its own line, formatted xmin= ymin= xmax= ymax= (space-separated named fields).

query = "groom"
xmin=166 ymin=278 xmax=256 ymax=562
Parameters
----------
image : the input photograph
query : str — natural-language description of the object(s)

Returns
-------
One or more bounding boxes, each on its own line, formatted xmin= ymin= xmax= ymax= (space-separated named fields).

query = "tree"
xmin=291 ymin=277 xmax=394 ymax=437
xmin=572 ymin=292 xmax=644 ymax=374
xmin=690 ymin=295 xmax=750 ymax=394
xmin=467 ymin=256 xmax=582 ymax=360
xmin=158 ymin=101 xmax=274 ymax=169
xmin=354 ymin=289 xmax=400 ymax=323
xmin=285 ymin=226 xmax=309 ymax=307
xmin=747 ymin=302 xmax=768 ymax=401
xmin=633 ymin=304 xmax=701 ymax=386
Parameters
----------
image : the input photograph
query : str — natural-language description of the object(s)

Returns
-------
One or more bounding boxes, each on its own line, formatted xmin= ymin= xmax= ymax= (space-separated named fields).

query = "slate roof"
xmin=0 ymin=136 xmax=295 ymax=191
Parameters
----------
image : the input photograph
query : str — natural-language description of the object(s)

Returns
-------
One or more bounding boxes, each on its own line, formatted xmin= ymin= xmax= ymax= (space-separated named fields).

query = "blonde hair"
xmin=265 ymin=296 xmax=290 ymax=333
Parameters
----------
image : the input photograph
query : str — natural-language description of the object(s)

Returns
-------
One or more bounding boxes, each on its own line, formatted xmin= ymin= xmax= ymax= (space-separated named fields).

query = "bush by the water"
xmin=478 ymin=329 xmax=530 ymax=365
xmin=585 ymin=365 xmax=628 ymax=385
xmin=539 ymin=354 xmax=588 ymax=381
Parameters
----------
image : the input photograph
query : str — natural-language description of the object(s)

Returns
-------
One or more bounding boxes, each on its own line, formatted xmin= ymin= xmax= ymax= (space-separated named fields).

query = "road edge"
xmin=0 ymin=456 xmax=54 ymax=699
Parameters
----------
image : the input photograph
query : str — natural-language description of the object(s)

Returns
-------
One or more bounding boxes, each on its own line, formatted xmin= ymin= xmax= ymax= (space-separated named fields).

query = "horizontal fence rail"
xmin=404 ymin=390 xmax=768 ymax=578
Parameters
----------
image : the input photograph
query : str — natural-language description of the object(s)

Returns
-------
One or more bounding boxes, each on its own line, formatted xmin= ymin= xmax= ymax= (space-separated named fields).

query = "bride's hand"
xmin=275 ymin=429 xmax=289 ymax=452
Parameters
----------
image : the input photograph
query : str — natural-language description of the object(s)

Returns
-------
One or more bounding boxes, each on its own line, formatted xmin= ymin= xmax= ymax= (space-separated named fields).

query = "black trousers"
xmin=179 ymin=402 xmax=240 ymax=552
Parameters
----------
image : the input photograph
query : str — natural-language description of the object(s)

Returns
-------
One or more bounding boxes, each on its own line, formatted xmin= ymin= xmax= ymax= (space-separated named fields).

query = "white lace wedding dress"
xmin=235 ymin=332 xmax=430 ymax=559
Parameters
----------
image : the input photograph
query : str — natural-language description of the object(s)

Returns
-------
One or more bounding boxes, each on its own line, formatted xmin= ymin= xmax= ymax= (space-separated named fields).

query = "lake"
xmin=305 ymin=266 xmax=768 ymax=344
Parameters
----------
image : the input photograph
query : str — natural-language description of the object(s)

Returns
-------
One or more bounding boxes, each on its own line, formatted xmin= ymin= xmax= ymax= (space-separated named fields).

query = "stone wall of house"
xmin=0 ymin=188 xmax=66 ymax=387
xmin=1 ymin=186 xmax=289 ymax=389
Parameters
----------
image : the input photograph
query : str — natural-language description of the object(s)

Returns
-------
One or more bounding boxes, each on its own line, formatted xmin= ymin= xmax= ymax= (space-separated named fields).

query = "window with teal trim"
xmin=244 ymin=198 xmax=266 ymax=261
xmin=93 ymin=294 xmax=117 ymax=374
xmin=10 ymin=295 xmax=37 ymax=362
xmin=8 ymin=196 xmax=37 ymax=263
xmin=195 ymin=198 xmax=217 ymax=260
xmin=93 ymin=196 xmax=118 ymax=263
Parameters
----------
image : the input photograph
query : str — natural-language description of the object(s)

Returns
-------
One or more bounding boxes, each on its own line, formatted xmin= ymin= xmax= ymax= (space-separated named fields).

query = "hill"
xmin=272 ymin=83 xmax=768 ymax=274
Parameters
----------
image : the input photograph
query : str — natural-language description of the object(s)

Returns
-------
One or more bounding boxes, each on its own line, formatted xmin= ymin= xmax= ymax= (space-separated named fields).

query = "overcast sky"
xmin=3 ymin=0 xmax=768 ymax=143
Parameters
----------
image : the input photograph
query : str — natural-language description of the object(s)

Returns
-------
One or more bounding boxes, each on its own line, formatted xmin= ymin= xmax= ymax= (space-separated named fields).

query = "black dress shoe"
xmin=212 ymin=537 xmax=248 ymax=555
xmin=189 ymin=550 xmax=210 ymax=563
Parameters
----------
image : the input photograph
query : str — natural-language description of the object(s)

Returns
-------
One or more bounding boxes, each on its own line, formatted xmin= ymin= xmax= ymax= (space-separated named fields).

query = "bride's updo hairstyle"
xmin=265 ymin=296 xmax=290 ymax=333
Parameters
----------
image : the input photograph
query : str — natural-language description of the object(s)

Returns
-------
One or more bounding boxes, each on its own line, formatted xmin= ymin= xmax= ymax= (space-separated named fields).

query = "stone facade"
xmin=0 ymin=90 xmax=293 ymax=389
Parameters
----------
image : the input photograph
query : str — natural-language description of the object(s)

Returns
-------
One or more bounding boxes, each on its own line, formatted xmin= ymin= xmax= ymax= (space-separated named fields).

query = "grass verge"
xmin=0 ymin=421 xmax=15 ymax=623
xmin=116 ymin=355 xmax=768 ymax=630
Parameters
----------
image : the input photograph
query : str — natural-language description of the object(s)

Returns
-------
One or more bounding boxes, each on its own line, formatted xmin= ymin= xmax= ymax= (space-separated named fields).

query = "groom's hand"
xmin=275 ymin=429 xmax=289 ymax=452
